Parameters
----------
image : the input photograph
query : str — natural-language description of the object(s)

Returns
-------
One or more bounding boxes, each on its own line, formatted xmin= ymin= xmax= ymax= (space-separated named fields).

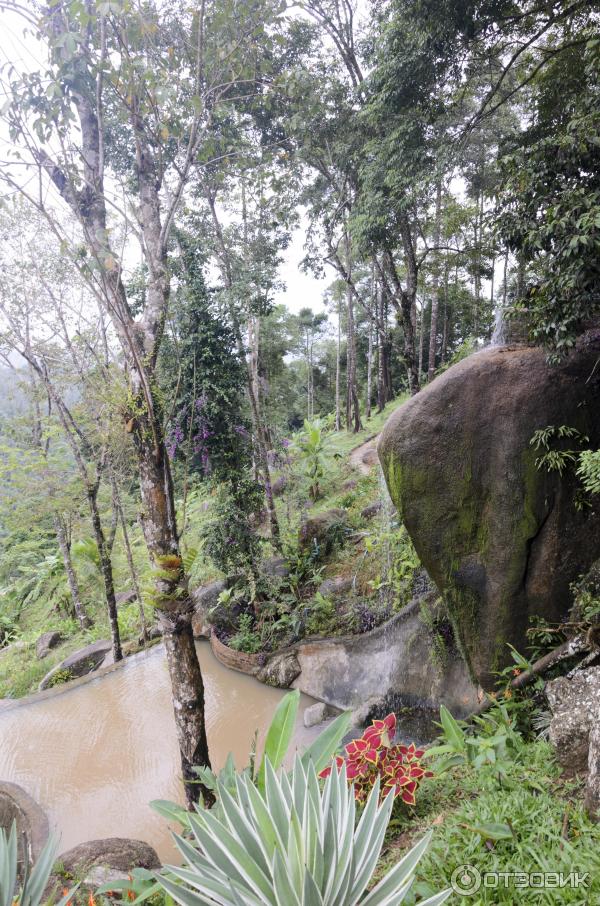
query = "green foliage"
xmin=45 ymin=667 xmax=73 ymax=689
xmin=577 ymin=449 xmax=600 ymax=496
xmin=157 ymin=755 xmax=450 ymax=906
xmin=0 ymin=820 xmax=76 ymax=906
xmin=187 ymin=690 xmax=352 ymax=805
xmin=200 ymin=478 xmax=264 ymax=576
xmin=530 ymin=425 xmax=589 ymax=476
xmin=292 ymin=418 xmax=330 ymax=501
xmin=228 ymin=614 xmax=261 ymax=654
xmin=304 ymin=591 xmax=337 ymax=636
xmin=497 ymin=39 xmax=600 ymax=352
xmin=426 ymin=702 xmax=524 ymax=784
xmin=367 ymin=523 xmax=420 ymax=610
xmin=391 ymin=739 xmax=600 ymax=905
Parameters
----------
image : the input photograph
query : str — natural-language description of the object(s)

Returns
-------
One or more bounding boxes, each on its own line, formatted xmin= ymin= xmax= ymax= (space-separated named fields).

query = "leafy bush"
xmin=228 ymin=613 xmax=261 ymax=654
xmin=46 ymin=668 xmax=74 ymax=689
xmin=427 ymin=703 xmax=524 ymax=783
xmin=200 ymin=477 xmax=264 ymax=576
xmin=321 ymin=713 xmax=434 ymax=806
xmin=157 ymin=755 xmax=450 ymax=906
xmin=292 ymin=418 xmax=330 ymax=501
xmin=305 ymin=591 xmax=337 ymax=636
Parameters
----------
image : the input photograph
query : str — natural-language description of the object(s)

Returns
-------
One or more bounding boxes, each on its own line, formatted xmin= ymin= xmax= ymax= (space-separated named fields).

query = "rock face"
xmin=378 ymin=335 xmax=600 ymax=686
xmin=57 ymin=838 xmax=160 ymax=888
xmin=0 ymin=782 xmax=49 ymax=863
xmin=286 ymin=596 xmax=478 ymax=718
xmin=546 ymin=666 xmax=600 ymax=771
xmin=585 ymin=721 xmax=600 ymax=820
xmin=36 ymin=631 xmax=63 ymax=659
xmin=303 ymin=702 xmax=339 ymax=728
xmin=299 ymin=509 xmax=348 ymax=556
xmin=191 ymin=579 xmax=226 ymax=638
xmin=39 ymin=640 xmax=112 ymax=691
xmin=256 ymin=651 xmax=301 ymax=688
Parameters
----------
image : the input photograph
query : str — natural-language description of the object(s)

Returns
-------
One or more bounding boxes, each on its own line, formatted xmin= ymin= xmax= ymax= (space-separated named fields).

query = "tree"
xmin=0 ymin=0 xmax=278 ymax=803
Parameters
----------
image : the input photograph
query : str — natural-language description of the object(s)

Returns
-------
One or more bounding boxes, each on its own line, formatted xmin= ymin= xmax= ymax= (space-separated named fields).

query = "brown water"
xmin=0 ymin=641 xmax=317 ymax=861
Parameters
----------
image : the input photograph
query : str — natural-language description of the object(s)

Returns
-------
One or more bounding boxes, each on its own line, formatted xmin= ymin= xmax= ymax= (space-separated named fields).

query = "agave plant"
xmin=157 ymin=756 xmax=451 ymax=906
xmin=0 ymin=821 xmax=76 ymax=906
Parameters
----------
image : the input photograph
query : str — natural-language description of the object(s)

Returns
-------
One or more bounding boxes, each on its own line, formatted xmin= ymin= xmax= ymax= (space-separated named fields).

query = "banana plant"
xmin=0 ymin=821 xmax=77 ymax=906
xmin=157 ymin=756 xmax=451 ymax=906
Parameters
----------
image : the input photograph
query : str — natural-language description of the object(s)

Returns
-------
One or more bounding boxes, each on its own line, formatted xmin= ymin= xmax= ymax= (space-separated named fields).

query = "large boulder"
xmin=36 ymin=631 xmax=63 ymax=659
xmin=586 ymin=721 xmax=600 ymax=820
xmin=39 ymin=640 xmax=112 ymax=691
xmin=0 ymin=782 xmax=49 ymax=863
xmin=378 ymin=335 xmax=600 ymax=686
xmin=56 ymin=838 xmax=160 ymax=888
xmin=546 ymin=666 xmax=600 ymax=772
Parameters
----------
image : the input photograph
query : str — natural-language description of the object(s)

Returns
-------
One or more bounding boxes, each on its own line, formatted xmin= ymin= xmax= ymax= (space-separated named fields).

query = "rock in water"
xmin=56 ymin=838 xmax=160 ymax=890
xmin=378 ymin=335 xmax=600 ymax=687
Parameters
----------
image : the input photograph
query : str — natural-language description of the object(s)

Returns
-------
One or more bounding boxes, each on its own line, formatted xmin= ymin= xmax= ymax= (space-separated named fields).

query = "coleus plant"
xmin=320 ymin=713 xmax=434 ymax=805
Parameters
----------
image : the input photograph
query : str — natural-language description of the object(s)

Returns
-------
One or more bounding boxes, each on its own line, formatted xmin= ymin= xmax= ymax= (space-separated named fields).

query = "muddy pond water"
xmin=0 ymin=641 xmax=317 ymax=861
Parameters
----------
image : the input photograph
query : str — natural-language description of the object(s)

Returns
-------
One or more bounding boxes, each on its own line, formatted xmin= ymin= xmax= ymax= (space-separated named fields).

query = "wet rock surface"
xmin=257 ymin=651 xmax=301 ymax=688
xmin=379 ymin=334 xmax=600 ymax=687
xmin=0 ymin=781 xmax=49 ymax=862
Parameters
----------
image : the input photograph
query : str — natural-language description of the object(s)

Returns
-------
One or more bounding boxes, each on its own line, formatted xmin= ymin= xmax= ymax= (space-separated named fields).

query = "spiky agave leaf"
xmin=0 ymin=821 xmax=77 ymax=906
xmin=158 ymin=757 xmax=451 ymax=906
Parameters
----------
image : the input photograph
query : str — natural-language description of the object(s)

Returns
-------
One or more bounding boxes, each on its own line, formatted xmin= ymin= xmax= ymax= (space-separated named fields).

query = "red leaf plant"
xmin=319 ymin=713 xmax=433 ymax=806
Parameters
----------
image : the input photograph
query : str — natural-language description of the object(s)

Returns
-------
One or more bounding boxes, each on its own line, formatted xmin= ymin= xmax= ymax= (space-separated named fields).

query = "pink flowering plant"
xmin=320 ymin=713 xmax=434 ymax=806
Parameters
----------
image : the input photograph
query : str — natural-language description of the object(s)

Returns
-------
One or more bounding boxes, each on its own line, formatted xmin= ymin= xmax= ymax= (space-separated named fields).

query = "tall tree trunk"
xmin=366 ymin=267 xmax=374 ymax=419
xmin=207 ymin=191 xmax=280 ymax=547
xmin=377 ymin=278 xmax=386 ymax=411
xmin=441 ymin=263 xmax=450 ymax=363
xmin=87 ymin=483 xmax=122 ymax=662
xmin=335 ymin=300 xmax=341 ymax=430
xmin=134 ymin=429 xmax=212 ymax=804
xmin=34 ymin=16 xmax=213 ymax=808
xmin=111 ymin=472 xmax=147 ymax=645
xmin=427 ymin=181 xmax=442 ymax=381
xmin=418 ymin=301 xmax=425 ymax=378
xmin=344 ymin=226 xmax=362 ymax=432
xmin=54 ymin=515 xmax=91 ymax=629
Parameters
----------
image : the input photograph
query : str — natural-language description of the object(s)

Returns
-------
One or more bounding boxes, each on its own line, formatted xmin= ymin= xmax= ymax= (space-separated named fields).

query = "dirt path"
xmin=349 ymin=433 xmax=380 ymax=475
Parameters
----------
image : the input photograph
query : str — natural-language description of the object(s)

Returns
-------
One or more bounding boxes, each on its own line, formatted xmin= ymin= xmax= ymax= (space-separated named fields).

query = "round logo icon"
xmin=451 ymin=864 xmax=482 ymax=896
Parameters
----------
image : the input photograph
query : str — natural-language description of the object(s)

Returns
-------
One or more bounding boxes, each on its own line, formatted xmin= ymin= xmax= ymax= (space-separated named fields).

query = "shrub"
xmin=321 ymin=713 xmax=434 ymax=806
xmin=157 ymin=756 xmax=450 ymax=906
xmin=228 ymin=613 xmax=261 ymax=654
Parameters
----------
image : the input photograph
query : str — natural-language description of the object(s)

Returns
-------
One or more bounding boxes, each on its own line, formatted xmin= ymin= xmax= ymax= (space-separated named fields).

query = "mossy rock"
xmin=378 ymin=333 xmax=600 ymax=688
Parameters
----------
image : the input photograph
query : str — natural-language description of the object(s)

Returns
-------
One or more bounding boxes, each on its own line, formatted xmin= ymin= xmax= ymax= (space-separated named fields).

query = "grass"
xmin=377 ymin=739 xmax=600 ymax=904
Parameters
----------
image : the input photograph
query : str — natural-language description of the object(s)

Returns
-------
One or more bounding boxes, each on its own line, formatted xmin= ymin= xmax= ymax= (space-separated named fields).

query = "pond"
xmin=0 ymin=641 xmax=317 ymax=861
